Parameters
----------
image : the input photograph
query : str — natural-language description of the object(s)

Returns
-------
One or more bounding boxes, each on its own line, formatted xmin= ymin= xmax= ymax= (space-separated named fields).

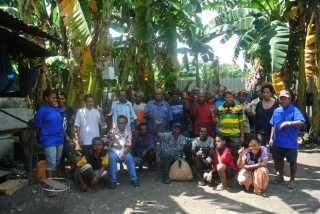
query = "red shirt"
xmin=193 ymin=102 xmax=213 ymax=136
xmin=212 ymin=146 xmax=237 ymax=172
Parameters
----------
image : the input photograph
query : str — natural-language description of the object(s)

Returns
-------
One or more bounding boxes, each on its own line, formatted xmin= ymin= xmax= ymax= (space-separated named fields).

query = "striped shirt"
xmin=216 ymin=103 xmax=245 ymax=137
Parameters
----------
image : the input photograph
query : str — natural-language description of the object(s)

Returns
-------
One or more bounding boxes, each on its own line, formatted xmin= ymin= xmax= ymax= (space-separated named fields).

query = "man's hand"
xmin=269 ymin=139 xmax=274 ymax=147
xmin=206 ymin=156 xmax=212 ymax=164
xmin=196 ymin=148 xmax=203 ymax=156
xmin=119 ymin=154 xmax=125 ymax=161
xmin=155 ymin=119 xmax=163 ymax=126
xmin=91 ymin=176 xmax=99 ymax=186
xmin=278 ymin=121 xmax=290 ymax=130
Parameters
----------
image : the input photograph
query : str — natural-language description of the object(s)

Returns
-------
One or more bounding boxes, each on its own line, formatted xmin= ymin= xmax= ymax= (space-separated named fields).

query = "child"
xmin=76 ymin=137 xmax=108 ymax=192
xmin=203 ymin=135 xmax=237 ymax=191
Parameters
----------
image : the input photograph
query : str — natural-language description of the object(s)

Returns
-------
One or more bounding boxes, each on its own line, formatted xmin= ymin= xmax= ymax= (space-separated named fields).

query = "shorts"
xmin=80 ymin=164 xmax=107 ymax=178
xmin=44 ymin=144 xmax=63 ymax=171
xmin=271 ymin=145 xmax=297 ymax=163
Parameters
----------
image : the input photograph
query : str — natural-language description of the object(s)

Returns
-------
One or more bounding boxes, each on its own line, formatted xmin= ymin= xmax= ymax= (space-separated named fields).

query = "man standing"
xmin=74 ymin=94 xmax=105 ymax=157
xmin=216 ymin=89 xmax=245 ymax=163
xmin=192 ymin=125 xmax=214 ymax=186
xmin=269 ymin=90 xmax=305 ymax=189
xmin=169 ymin=88 xmax=188 ymax=132
xmin=192 ymin=91 xmax=215 ymax=137
xmin=144 ymin=88 xmax=173 ymax=134
xmin=107 ymin=115 xmax=138 ymax=189
xmin=133 ymin=91 xmax=146 ymax=125
xmin=155 ymin=120 xmax=191 ymax=184
xmin=109 ymin=90 xmax=137 ymax=130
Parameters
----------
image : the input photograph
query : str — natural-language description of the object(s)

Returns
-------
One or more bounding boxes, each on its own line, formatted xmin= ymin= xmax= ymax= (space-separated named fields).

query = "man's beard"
xmin=200 ymin=136 xmax=207 ymax=141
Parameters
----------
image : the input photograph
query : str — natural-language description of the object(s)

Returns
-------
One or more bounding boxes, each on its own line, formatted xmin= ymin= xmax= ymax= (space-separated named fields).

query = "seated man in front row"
xmin=132 ymin=122 xmax=156 ymax=170
xmin=107 ymin=115 xmax=139 ymax=189
xmin=192 ymin=124 xmax=214 ymax=186
xmin=154 ymin=120 xmax=192 ymax=184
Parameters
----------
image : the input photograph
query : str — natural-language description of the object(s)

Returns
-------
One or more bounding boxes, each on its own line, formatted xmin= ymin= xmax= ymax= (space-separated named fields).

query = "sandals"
xmin=287 ymin=181 xmax=297 ymax=189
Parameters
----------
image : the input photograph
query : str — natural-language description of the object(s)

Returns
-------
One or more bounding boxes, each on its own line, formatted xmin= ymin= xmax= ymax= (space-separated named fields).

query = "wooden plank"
xmin=41 ymin=179 xmax=68 ymax=190
xmin=0 ymin=170 xmax=10 ymax=178
xmin=0 ymin=179 xmax=28 ymax=195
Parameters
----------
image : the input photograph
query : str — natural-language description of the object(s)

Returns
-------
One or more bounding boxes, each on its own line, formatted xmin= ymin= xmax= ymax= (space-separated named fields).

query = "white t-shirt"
xmin=74 ymin=107 xmax=100 ymax=145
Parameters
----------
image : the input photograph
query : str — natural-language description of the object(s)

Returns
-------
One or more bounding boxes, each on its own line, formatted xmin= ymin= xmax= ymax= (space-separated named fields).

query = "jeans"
xmin=44 ymin=144 xmax=63 ymax=171
xmin=108 ymin=150 xmax=137 ymax=183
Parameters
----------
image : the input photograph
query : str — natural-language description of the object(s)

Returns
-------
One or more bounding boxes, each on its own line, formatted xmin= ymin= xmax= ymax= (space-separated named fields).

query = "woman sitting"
xmin=203 ymin=135 xmax=237 ymax=191
xmin=237 ymin=137 xmax=269 ymax=195
xmin=76 ymin=137 xmax=108 ymax=192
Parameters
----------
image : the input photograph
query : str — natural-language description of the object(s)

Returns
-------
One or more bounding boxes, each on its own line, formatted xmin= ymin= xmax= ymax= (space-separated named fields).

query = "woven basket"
xmin=169 ymin=159 xmax=193 ymax=181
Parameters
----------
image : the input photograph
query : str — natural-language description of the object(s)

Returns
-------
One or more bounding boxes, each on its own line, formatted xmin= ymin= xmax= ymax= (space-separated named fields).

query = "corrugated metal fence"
xmin=176 ymin=77 xmax=248 ymax=92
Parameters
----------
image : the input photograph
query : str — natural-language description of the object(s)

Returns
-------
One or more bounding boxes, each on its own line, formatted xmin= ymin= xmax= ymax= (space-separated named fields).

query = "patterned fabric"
xmin=238 ymin=167 xmax=269 ymax=193
xmin=107 ymin=128 xmax=132 ymax=157
xmin=242 ymin=146 xmax=268 ymax=165
xmin=60 ymin=106 xmax=74 ymax=138
xmin=216 ymin=103 xmax=245 ymax=137
xmin=159 ymin=133 xmax=191 ymax=160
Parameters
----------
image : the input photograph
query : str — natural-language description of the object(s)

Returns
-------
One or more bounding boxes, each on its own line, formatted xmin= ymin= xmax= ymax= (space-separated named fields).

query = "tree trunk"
xmin=195 ymin=54 xmax=200 ymax=87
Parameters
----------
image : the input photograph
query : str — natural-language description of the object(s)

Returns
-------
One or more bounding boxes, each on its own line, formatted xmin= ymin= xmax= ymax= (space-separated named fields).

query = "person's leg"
xmin=253 ymin=167 xmax=269 ymax=194
xmin=146 ymin=149 xmax=156 ymax=170
xmin=238 ymin=169 xmax=253 ymax=191
xmin=108 ymin=150 xmax=119 ymax=187
xmin=124 ymin=153 xmax=138 ymax=183
xmin=271 ymin=145 xmax=285 ymax=182
xmin=159 ymin=152 xmax=173 ymax=183
xmin=55 ymin=144 xmax=64 ymax=176
xmin=228 ymin=137 xmax=240 ymax=165
xmin=44 ymin=146 xmax=56 ymax=178
xmin=193 ymin=154 xmax=205 ymax=178
xmin=216 ymin=163 xmax=227 ymax=187
xmin=285 ymin=148 xmax=298 ymax=188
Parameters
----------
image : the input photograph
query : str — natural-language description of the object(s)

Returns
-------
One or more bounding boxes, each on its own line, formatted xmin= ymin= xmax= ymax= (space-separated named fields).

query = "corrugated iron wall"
xmin=175 ymin=77 xmax=248 ymax=93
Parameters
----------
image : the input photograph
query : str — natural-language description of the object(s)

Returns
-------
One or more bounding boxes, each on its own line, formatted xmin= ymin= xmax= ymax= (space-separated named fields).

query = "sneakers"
xmin=131 ymin=180 xmax=139 ymax=188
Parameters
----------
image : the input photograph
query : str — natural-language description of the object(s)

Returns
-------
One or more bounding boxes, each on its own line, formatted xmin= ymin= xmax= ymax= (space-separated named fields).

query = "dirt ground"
xmin=1 ymin=144 xmax=320 ymax=214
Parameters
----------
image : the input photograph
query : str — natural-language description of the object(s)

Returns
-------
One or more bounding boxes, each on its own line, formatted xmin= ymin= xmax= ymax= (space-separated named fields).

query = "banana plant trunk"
xmin=195 ymin=53 xmax=200 ymax=87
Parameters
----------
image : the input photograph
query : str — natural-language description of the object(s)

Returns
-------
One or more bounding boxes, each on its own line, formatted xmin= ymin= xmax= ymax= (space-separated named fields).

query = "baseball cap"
xmin=279 ymin=90 xmax=290 ymax=98
xmin=172 ymin=123 xmax=182 ymax=129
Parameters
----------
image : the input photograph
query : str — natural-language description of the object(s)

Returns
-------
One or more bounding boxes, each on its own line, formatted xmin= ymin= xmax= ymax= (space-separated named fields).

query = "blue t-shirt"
xmin=169 ymin=100 xmax=188 ymax=131
xmin=35 ymin=105 xmax=64 ymax=148
xmin=270 ymin=104 xmax=305 ymax=149
xmin=144 ymin=100 xmax=173 ymax=133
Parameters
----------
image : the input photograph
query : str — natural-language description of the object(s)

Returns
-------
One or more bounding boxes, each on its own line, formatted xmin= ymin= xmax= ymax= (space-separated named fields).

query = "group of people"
xmin=34 ymin=82 xmax=305 ymax=196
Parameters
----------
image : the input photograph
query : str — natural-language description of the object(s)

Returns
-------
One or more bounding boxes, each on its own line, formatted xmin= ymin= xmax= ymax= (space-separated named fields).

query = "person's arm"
xmin=75 ymin=126 xmax=82 ymax=146
xmin=278 ymin=120 xmax=305 ymax=130
xmin=105 ymin=94 xmax=115 ymax=115
xmin=97 ymin=106 xmax=105 ymax=123
xmin=153 ymin=119 xmax=162 ymax=140
xmin=269 ymin=126 xmax=275 ymax=147
xmin=244 ymin=159 xmax=267 ymax=171
xmin=239 ymin=121 xmax=244 ymax=144
xmin=92 ymin=166 xmax=105 ymax=186
xmin=237 ymin=148 xmax=245 ymax=169
xmin=183 ymin=80 xmax=193 ymax=92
